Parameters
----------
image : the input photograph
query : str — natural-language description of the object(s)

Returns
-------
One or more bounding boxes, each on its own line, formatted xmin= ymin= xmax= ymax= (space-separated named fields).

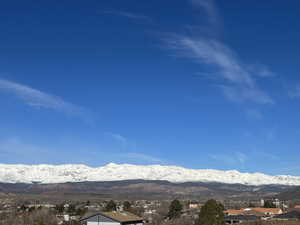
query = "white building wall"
xmin=87 ymin=222 xmax=120 ymax=225
xmin=124 ymin=223 xmax=143 ymax=225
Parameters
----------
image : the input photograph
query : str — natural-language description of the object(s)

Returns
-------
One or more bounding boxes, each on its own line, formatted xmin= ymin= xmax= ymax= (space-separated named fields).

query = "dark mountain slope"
xmin=0 ymin=180 xmax=295 ymax=201
xmin=277 ymin=186 xmax=300 ymax=200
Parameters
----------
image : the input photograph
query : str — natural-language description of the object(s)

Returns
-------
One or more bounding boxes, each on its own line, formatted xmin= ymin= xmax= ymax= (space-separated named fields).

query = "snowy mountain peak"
xmin=0 ymin=163 xmax=300 ymax=186
xmin=106 ymin=162 xmax=118 ymax=167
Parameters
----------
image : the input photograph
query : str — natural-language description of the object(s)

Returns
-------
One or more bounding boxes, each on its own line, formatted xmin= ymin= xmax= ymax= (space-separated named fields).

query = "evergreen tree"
xmin=123 ymin=201 xmax=132 ymax=211
xmin=196 ymin=199 xmax=225 ymax=225
xmin=68 ymin=204 xmax=76 ymax=214
xmin=55 ymin=204 xmax=65 ymax=213
xmin=248 ymin=202 xmax=256 ymax=207
xmin=76 ymin=207 xmax=88 ymax=216
xmin=35 ymin=222 xmax=45 ymax=225
xmin=167 ymin=199 xmax=183 ymax=219
xmin=264 ymin=200 xmax=276 ymax=208
xmin=105 ymin=200 xmax=117 ymax=212
xmin=29 ymin=206 xmax=36 ymax=212
xmin=20 ymin=204 xmax=27 ymax=212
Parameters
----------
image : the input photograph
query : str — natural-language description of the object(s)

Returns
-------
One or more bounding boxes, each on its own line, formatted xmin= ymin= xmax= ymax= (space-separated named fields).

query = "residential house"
xmin=250 ymin=208 xmax=282 ymax=216
xmin=224 ymin=210 xmax=245 ymax=216
xmin=225 ymin=215 xmax=260 ymax=224
xmin=80 ymin=211 xmax=144 ymax=225
xmin=224 ymin=208 xmax=282 ymax=217
xmin=273 ymin=211 xmax=300 ymax=221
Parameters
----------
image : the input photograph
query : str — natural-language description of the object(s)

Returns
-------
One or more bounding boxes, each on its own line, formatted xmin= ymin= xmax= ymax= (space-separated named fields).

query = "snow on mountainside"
xmin=0 ymin=163 xmax=300 ymax=185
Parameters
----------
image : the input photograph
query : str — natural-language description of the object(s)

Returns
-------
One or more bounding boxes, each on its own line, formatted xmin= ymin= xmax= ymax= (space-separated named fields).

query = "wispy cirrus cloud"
xmin=115 ymin=152 xmax=166 ymax=164
xmin=101 ymin=132 xmax=165 ymax=164
xmin=245 ymin=108 xmax=264 ymax=120
xmin=160 ymin=0 xmax=274 ymax=105
xmin=0 ymin=79 xmax=92 ymax=122
xmin=104 ymin=132 xmax=128 ymax=146
xmin=166 ymin=37 xmax=274 ymax=104
xmin=190 ymin=0 xmax=219 ymax=25
xmin=103 ymin=10 xmax=152 ymax=23
xmin=0 ymin=135 xmax=165 ymax=165
xmin=248 ymin=64 xmax=275 ymax=78
xmin=220 ymin=84 xmax=273 ymax=104
xmin=0 ymin=137 xmax=67 ymax=164
xmin=288 ymin=84 xmax=300 ymax=99
xmin=210 ymin=151 xmax=247 ymax=165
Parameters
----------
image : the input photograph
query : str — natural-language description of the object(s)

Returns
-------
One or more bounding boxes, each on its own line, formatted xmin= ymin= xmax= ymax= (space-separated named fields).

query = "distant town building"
xmin=189 ymin=201 xmax=201 ymax=209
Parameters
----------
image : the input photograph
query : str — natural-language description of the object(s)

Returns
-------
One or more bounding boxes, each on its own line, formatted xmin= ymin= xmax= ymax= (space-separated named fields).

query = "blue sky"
xmin=1 ymin=0 xmax=300 ymax=175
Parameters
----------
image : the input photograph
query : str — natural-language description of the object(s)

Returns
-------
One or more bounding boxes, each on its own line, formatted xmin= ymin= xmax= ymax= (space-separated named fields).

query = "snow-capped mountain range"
xmin=0 ymin=163 xmax=300 ymax=186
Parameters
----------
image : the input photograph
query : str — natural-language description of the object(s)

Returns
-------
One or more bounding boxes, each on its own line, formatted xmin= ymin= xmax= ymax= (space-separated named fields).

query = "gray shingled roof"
xmin=273 ymin=211 xmax=300 ymax=219
xmin=80 ymin=211 xmax=143 ymax=223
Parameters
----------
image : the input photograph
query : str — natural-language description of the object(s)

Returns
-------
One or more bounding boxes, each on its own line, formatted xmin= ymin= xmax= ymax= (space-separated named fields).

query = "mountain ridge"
xmin=0 ymin=163 xmax=300 ymax=186
xmin=0 ymin=180 xmax=294 ymax=201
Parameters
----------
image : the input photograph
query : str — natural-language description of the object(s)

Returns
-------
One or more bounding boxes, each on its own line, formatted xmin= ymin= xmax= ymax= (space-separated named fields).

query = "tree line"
xmin=166 ymin=199 xmax=225 ymax=225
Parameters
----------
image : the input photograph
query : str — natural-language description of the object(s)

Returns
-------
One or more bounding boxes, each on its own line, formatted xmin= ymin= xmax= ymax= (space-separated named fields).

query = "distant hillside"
xmin=277 ymin=186 xmax=300 ymax=200
xmin=0 ymin=180 xmax=295 ymax=201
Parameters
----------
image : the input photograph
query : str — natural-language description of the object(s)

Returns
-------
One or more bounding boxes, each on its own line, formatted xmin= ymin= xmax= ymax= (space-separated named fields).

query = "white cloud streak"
xmin=116 ymin=152 xmax=165 ymax=164
xmin=166 ymin=37 xmax=274 ymax=104
xmin=103 ymin=10 xmax=152 ymax=23
xmin=161 ymin=0 xmax=274 ymax=105
xmin=210 ymin=151 xmax=247 ymax=165
xmin=105 ymin=132 xmax=128 ymax=146
xmin=288 ymin=84 xmax=300 ymax=99
xmin=0 ymin=79 xmax=92 ymax=122
xmin=190 ymin=0 xmax=219 ymax=25
xmin=245 ymin=109 xmax=263 ymax=120
xmin=248 ymin=64 xmax=275 ymax=78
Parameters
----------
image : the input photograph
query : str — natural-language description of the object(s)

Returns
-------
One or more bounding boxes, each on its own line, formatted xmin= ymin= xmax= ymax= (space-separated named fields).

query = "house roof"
xmin=224 ymin=209 xmax=245 ymax=215
xmin=273 ymin=211 xmax=300 ymax=219
xmin=225 ymin=215 xmax=259 ymax=221
xmin=224 ymin=208 xmax=282 ymax=216
xmin=251 ymin=208 xmax=282 ymax=214
xmin=288 ymin=208 xmax=300 ymax=212
xmin=81 ymin=211 xmax=143 ymax=223
xmin=102 ymin=211 xmax=143 ymax=223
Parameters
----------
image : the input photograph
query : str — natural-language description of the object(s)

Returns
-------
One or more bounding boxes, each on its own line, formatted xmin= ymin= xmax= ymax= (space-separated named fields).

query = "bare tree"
xmin=0 ymin=209 xmax=57 ymax=225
